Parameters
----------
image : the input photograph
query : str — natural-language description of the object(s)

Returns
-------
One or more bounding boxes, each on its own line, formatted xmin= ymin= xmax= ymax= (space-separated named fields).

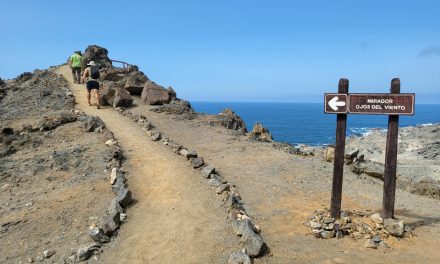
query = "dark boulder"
xmin=141 ymin=80 xmax=171 ymax=105
xmin=83 ymin=45 xmax=112 ymax=69
xmin=99 ymin=81 xmax=133 ymax=107
xmin=15 ymin=72 xmax=34 ymax=84
xmin=100 ymin=68 xmax=127 ymax=82
xmin=124 ymin=71 xmax=149 ymax=95
xmin=167 ymin=86 xmax=177 ymax=100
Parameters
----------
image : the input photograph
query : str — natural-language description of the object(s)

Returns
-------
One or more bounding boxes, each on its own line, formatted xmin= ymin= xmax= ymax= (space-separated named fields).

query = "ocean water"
xmin=191 ymin=102 xmax=440 ymax=146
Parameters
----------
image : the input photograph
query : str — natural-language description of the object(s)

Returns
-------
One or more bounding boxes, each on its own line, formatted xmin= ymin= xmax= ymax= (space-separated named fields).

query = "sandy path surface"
xmin=57 ymin=65 xmax=440 ymax=263
xmin=128 ymin=97 xmax=440 ymax=264
xmin=56 ymin=66 xmax=236 ymax=264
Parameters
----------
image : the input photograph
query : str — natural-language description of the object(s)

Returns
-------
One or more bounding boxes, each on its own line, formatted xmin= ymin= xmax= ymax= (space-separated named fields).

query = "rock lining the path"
xmin=117 ymin=107 xmax=269 ymax=261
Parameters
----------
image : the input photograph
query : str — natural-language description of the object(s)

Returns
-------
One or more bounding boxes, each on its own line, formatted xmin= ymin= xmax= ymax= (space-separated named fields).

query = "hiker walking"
xmin=81 ymin=61 xmax=101 ymax=109
xmin=68 ymin=51 xmax=82 ymax=84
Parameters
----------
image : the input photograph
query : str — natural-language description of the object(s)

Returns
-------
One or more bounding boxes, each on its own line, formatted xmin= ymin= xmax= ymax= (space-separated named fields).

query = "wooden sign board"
xmin=349 ymin=94 xmax=415 ymax=115
xmin=324 ymin=93 xmax=415 ymax=115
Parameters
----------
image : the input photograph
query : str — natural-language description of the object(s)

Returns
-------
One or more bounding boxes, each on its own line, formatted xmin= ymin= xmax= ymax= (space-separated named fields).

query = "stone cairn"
xmin=304 ymin=209 xmax=413 ymax=249
xmin=115 ymin=107 xmax=267 ymax=264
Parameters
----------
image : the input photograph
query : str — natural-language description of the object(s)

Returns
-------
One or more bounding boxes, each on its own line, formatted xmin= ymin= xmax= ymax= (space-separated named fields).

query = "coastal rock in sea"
xmin=249 ymin=122 xmax=273 ymax=142
xmin=141 ymin=80 xmax=171 ymax=105
xmin=82 ymin=45 xmax=112 ymax=68
xmin=124 ymin=71 xmax=149 ymax=95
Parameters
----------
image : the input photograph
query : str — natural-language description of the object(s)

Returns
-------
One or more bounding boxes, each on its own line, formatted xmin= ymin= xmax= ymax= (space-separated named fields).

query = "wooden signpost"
xmin=324 ymin=78 xmax=415 ymax=219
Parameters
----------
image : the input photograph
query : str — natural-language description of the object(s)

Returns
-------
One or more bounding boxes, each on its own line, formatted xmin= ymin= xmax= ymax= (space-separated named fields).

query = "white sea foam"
xmin=349 ymin=127 xmax=387 ymax=137
xmin=418 ymin=123 xmax=434 ymax=127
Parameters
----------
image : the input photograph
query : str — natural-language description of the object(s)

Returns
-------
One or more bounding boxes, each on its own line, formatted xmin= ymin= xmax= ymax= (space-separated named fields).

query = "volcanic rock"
xmin=87 ymin=227 xmax=110 ymax=243
xmin=141 ymin=80 xmax=170 ymax=105
xmin=83 ymin=116 xmax=105 ymax=132
xmin=202 ymin=165 xmax=215 ymax=178
xmin=207 ymin=108 xmax=248 ymax=133
xmin=149 ymin=99 xmax=195 ymax=116
xmin=124 ymin=71 xmax=149 ymax=95
xmin=100 ymin=81 xmax=133 ymax=107
xmin=250 ymin=122 xmax=272 ymax=142
xmin=101 ymin=211 xmax=120 ymax=235
xmin=191 ymin=157 xmax=204 ymax=168
xmin=116 ymin=188 xmax=132 ymax=208
xmin=240 ymin=220 xmax=266 ymax=257
xmin=228 ymin=250 xmax=251 ymax=264
xmin=100 ymin=68 xmax=127 ymax=82
xmin=167 ymin=86 xmax=177 ymax=100
xmin=384 ymin=218 xmax=404 ymax=237
xmin=83 ymin=45 xmax=112 ymax=68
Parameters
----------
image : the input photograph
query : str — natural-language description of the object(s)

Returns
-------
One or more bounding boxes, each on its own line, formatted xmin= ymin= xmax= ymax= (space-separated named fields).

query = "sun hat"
xmin=87 ymin=61 xmax=96 ymax=66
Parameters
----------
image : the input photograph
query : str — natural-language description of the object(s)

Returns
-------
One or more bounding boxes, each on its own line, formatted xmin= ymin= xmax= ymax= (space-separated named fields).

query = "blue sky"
xmin=1 ymin=0 xmax=439 ymax=103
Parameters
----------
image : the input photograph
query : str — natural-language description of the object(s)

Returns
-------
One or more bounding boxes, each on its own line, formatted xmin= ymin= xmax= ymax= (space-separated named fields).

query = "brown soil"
xmin=0 ymin=71 xmax=116 ymax=263
xmin=58 ymin=65 xmax=440 ymax=263
xmin=56 ymin=66 xmax=237 ymax=263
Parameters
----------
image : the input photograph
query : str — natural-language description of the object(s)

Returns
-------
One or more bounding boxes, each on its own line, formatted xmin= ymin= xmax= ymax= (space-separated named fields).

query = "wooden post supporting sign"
xmin=382 ymin=78 xmax=400 ymax=219
xmin=330 ymin=78 xmax=348 ymax=219
xmin=324 ymin=77 xmax=414 ymax=219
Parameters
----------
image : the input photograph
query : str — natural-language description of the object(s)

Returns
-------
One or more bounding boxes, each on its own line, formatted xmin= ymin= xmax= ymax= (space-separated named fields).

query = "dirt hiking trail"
xmin=57 ymin=65 xmax=236 ymax=263
xmin=57 ymin=65 xmax=440 ymax=264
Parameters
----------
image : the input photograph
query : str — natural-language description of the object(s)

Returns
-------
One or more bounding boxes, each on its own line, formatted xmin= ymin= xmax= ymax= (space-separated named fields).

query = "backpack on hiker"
xmin=90 ymin=66 xmax=100 ymax=80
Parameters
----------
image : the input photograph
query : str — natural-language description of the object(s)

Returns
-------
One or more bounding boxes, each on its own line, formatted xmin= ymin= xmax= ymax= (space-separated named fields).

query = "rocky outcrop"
xmin=100 ymin=68 xmax=127 ymax=82
xmin=124 ymin=71 xmax=149 ymax=95
xmin=83 ymin=45 xmax=112 ymax=69
xmin=99 ymin=81 xmax=133 ymax=108
xmin=141 ymin=80 xmax=171 ymax=105
xmin=167 ymin=87 xmax=176 ymax=100
xmin=202 ymin=108 xmax=247 ymax=133
xmin=249 ymin=122 xmax=272 ymax=142
xmin=149 ymin=99 xmax=195 ymax=116
xmin=346 ymin=124 xmax=440 ymax=199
